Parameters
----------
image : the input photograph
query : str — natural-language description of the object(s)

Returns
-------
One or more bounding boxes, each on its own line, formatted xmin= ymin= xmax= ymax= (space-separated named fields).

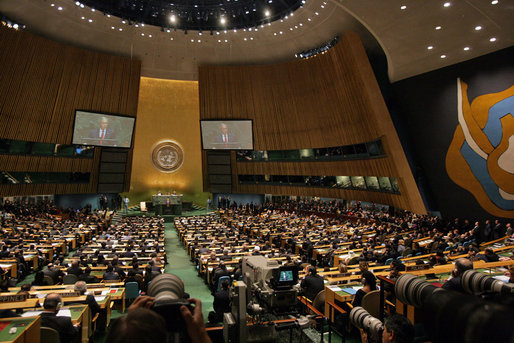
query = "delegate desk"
xmin=0 ymin=316 xmax=40 ymax=343
xmin=152 ymin=194 xmax=182 ymax=215
xmin=22 ymin=305 xmax=89 ymax=343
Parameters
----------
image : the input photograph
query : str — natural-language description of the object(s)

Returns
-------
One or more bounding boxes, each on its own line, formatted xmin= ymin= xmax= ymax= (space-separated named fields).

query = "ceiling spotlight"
xmin=220 ymin=16 xmax=226 ymax=25
xmin=435 ymin=26 xmax=442 ymax=30
xmin=75 ymin=1 xmax=80 ymax=5
xmin=400 ymin=5 xmax=407 ymax=10
xmin=427 ymin=46 xmax=433 ymax=50
xmin=475 ymin=25 xmax=482 ymax=30
xmin=489 ymin=37 xmax=497 ymax=42
xmin=57 ymin=6 xmax=63 ymax=11
xmin=441 ymin=54 xmax=447 ymax=58
xmin=443 ymin=2 xmax=451 ymax=7
xmin=463 ymin=47 xmax=470 ymax=51
xmin=491 ymin=0 xmax=498 ymax=4
xmin=264 ymin=9 xmax=270 ymax=16
xmin=170 ymin=14 xmax=176 ymax=23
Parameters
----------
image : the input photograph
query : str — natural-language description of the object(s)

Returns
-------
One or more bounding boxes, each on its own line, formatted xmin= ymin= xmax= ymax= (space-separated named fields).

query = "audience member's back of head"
xmin=106 ymin=308 xmax=167 ymax=343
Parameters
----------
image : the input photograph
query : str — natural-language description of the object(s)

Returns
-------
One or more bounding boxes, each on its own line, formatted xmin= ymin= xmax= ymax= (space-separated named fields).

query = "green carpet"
xmin=164 ymin=221 xmax=214 ymax=319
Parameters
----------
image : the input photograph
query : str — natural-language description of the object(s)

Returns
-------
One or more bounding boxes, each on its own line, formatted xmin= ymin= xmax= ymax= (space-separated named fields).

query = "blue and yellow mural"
xmin=446 ymin=79 xmax=514 ymax=218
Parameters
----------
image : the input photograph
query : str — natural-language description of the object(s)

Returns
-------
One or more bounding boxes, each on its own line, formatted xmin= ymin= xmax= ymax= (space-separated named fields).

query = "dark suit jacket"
xmin=442 ymin=276 xmax=465 ymax=293
xmin=40 ymin=312 xmax=78 ymax=343
xmin=67 ymin=266 xmax=83 ymax=276
xmin=102 ymin=271 xmax=120 ymax=280
xmin=87 ymin=128 xmax=116 ymax=145
xmin=301 ymin=274 xmax=325 ymax=301
xmin=213 ymin=289 xmax=231 ymax=314
xmin=78 ymin=273 xmax=99 ymax=284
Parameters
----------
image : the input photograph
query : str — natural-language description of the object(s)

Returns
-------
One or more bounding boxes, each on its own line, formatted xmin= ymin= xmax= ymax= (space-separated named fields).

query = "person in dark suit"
xmin=88 ymin=116 xmax=116 ymax=145
xmin=74 ymin=281 xmax=101 ymax=316
xmin=66 ymin=260 xmax=83 ymax=277
xmin=213 ymin=123 xmax=238 ymax=148
xmin=78 ymin=267 xmax=100 ymax=284
xmin=213 ymin=280 xmax=231 ymax=322
xmin=483 ymin=220 xmax=492 ymax=241
xmin=44 ymin=263 xmax=64 ymax=284
xmin=300 ymin=266 xmax=325 ymax=301
xmin=40 ymin=293 xmax=79 ymax=343
xmin=442 ymin=258 xmax=473 ymax=293
xmin=103 ymin=264 xmax=120 ymax=281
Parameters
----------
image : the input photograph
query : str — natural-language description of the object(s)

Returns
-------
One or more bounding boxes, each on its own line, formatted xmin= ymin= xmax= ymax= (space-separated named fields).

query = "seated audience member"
xmin=40 ymin=293 xmax=79 ymax=343
xmin=125 ymin=270 xmax=143 ymax=290
xmin=442 ymin=258 xmax=473 ymax=293
xmin=381 ymin=314 xmax=414 ymax=343
xmin=484 ymin=248 xmax=500 ymax=262
xmin=44 ymin=263 xmax=64 ymax=284
xmin=67 ymin=260 xmax=84 ymax=277
xmin=213 ymin=280 xmax=231 ymax=322
xmin=112 ymin=257 xmax=127 ymax=279
xmin=211 ymin=262 xmax=230 ymax=291
xmin=352 ymin=271 xmax=377 ymax=307
xmin=106 ymin=296 xmax=212 ymax=343
xmin=74 ymin=281 xmax=101 ymax=316
xmin=103 ymin=264 xmax=120 ymax=281
xmin=301 ymin=266 xmax=325 ymax=301
xmin=32 ymin=271 xmax=50 ymax=286
xmin=79 ymin=267 xmax=100 ymax=284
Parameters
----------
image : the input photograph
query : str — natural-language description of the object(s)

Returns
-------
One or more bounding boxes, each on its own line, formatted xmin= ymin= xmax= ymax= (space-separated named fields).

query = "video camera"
xmin=242 ymin=256 xmax=299 ymax=315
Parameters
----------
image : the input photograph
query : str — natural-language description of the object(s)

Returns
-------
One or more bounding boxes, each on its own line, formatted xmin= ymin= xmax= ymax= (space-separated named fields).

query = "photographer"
xmin=107 ymin=295 xmax=212 ymax=343
xmin=381 ymin=314 xmax=414 ymax=343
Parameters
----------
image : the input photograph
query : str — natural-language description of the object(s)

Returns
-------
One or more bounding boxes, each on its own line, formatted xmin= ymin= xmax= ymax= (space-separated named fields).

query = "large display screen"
xmin=200 ymin=120 xmax=253 ymax=150
xmin=72 ymin=110 xmax=135 ymax=148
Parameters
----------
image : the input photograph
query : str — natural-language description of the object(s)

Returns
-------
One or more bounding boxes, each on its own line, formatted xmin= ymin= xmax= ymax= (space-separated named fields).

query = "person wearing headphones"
xmin=40 ymin=293 xmax=79 ymax=343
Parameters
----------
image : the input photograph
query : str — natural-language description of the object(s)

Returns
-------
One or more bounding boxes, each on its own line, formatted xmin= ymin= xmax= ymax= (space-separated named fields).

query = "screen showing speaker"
xmin=200 ymin=120 xmax=253 ymax=150
xmin=72 ymin=110 xmax=136 ymax=148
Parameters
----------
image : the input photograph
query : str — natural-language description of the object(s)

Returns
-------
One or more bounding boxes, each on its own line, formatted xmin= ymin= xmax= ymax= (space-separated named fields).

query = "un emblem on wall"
xmin=151 ymin=140 xmax=184 ymax=173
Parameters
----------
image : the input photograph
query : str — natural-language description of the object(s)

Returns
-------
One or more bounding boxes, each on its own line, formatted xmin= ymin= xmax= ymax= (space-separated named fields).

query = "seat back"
xmin=312 ymin=290 xmax=325 ymax=314
xmin=43 ymin=275 xmax=54 ymax=286
xmin=125 ymin=281 xmax=139 ymax=299
xmin=63 ymin=274 xmax=78 ymax=285
xmin=361 ymin=290 xmax=381 ymax=319
xmin=217 ymin=275 xmax=231 ymax=292
xmin=41 ymin=326 xmax=61 ymax=343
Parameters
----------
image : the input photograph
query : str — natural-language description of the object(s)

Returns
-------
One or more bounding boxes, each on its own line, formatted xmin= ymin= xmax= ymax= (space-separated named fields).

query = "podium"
xmin=152 ymin=194 xmax=183 ymax=215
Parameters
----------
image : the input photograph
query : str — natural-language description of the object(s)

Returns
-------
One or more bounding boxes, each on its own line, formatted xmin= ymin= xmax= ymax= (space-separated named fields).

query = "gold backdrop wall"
xmin=127 ymin=77 xmax=209 ymax=206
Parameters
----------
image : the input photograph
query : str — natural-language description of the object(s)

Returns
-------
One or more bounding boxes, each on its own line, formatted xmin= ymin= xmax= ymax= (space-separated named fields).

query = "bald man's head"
xmin=43 ymin=293 xmax=62 ymax=312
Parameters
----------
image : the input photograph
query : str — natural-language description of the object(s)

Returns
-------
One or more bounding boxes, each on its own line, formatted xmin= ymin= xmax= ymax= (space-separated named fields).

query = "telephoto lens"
xmin=147 ymin=273 xmax=191 ymax=332
xmin=461 ymin=270 xmax=514 ymax=295
xmin=394 ymin=274 xmax=437 ymax=308
xmin=349 ymin=307 xmax=383 ymax=341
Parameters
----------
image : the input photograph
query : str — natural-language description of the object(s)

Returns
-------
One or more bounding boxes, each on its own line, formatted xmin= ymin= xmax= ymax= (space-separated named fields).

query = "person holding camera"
xmin=106 ymin=295 xmax=212 ymax=343
xmin=381 ymin=314 xmax=414 ymax=343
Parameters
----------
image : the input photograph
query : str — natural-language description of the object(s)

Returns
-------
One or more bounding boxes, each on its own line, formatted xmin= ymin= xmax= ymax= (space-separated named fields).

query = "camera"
xmin=394 ymin=273 xmax=437 ymax=307
xmin=147 ymin=274 xmax=192 ymax=333
xmin=461 ymin=270 xmax=514 ymax=295
xmin=349 ymin=307 xmax=383 ymax=342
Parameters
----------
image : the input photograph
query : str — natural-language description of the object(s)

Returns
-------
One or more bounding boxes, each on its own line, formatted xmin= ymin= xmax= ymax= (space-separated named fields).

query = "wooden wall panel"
xmin=199 ymin=31 xmax=426 ymax=213
xmin=0 ymin=26 xmax=141 ymax=196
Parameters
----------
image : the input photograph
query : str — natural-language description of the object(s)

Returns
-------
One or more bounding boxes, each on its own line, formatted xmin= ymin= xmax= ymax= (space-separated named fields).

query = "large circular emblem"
xmin=151 ymin=140 xmax=184 ymax=173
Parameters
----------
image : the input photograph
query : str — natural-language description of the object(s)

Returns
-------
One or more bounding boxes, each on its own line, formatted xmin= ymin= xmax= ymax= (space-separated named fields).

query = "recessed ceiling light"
xmin=489 ymin=37 xmax=497 ymax=42
xmin=435 ymin=26 xmax=442 ymax=30
xmin=475 ymin=25 xmax=482 ymax=30
xmin=491 ymin=0 xmax=498 ymax=4
xmin=400 ymin=5 xmax=407 ymax=10
xmin=57 ymin=6 xmax=63 ymax=10
xmin=463 ymin=47 xmax=470 ymax=51
xmin=170 ymin=15 xmax=176 ymax=23
xmin=88 ymin=19 xmax=93 ymax=23
xmin=427 ymin=46 xmax=434 ymax=50
xmin=441 ymin=54 xmax=447 ymax=58
xmin=264 ymin=9 xmax=270 ymax=16
xmin=50 ymin=3 xmax=55 ymax=7
xmin=443 ymin=2 xmax=451 ymax=7
xmin=220 ymin=17 xmax=226 ymax=25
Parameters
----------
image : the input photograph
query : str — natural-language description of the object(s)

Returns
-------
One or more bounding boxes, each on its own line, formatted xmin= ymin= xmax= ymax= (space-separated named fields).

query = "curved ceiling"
xmin=0 ymin=0 xmax=512 ymax=82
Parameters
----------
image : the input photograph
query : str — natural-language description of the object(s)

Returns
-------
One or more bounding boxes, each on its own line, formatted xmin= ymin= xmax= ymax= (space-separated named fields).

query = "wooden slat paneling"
xmin=0 ymin=27 xmax=141 ymax=196
xmin=199 ymin=31 xmax=426 ymax=213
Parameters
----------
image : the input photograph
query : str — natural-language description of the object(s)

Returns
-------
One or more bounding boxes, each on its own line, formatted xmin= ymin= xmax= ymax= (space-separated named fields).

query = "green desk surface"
xmin=0 ymin=317 xmax=38 ymax=342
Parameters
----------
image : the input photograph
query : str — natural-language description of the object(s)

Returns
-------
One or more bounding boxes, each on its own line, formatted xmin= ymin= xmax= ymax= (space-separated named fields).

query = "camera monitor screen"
xmin=72 ymin=110 xmax=136 ymax=148
xmin=200 ymin=120 xmax=253 ymax=150
xmin=272 ymin=266 xmax=299 ymax=289
xmin=279 ymin=270 xmax=294 ymax=282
